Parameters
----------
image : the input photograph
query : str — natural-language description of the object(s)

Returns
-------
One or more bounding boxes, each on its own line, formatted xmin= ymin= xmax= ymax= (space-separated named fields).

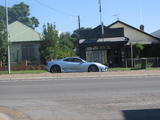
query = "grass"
xmin=146 ymin=67 xmax=160 ymax=70
xmin=108 ymin=67 xmax=160 ymax=71
xmin=0 ymin=70 xmax=46 ymax=74
xmin=108 ymin=67 xmax=132 ymax=71
xmin=0 ymin=67 xmax=160 ymax=75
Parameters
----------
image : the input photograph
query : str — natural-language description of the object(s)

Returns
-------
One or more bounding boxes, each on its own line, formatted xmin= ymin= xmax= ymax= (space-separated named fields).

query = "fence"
xmin=126 ymin=57 xmax=160 ymax=69
xmin=0 ymin=61 xmax=44 ymax=71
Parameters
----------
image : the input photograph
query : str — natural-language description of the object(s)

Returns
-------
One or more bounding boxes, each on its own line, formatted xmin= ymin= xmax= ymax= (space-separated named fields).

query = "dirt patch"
xmin=0 ymin=107 xmax=31 ymax=120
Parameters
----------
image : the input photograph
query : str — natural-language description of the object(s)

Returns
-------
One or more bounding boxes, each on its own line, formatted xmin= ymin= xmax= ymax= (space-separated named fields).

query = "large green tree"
xmin=56 ymin=32 xmax=75 ymax=59
xmin=40 ymin=23 xmax=59 ymax=63
xmin=0 ymin=22 xmax=7 ymax=62
xmin=40 ymin=23 xmax=76 ymax=64
xmin=0 ymin=2 xmax=39 ymax=29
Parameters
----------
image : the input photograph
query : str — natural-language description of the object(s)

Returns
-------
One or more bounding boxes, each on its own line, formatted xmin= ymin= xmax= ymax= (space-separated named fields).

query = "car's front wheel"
xmin=50 ymin=65 xmax=61 ymax=73
xmin=88 ymin=65 xmax=99 ymax=72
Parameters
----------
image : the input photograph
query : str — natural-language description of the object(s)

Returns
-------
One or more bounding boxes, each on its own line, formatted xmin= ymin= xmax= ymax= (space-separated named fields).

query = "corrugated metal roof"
xmin=151 ymin=29 xmax=160 ymax=38
xmin=97 ymin=37 xmax=126 ymax=42
xmin=79 ymin=37 xmax=128 ymax=45
xmin=8 ymin=21 xmax=42 ymax=42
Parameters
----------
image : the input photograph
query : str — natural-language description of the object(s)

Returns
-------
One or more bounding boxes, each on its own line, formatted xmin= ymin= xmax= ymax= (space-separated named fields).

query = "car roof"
xmin=63 ymin=57 xmax=81 ymax=59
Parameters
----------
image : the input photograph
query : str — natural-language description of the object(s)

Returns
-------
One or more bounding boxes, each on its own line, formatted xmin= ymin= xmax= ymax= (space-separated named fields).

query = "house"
xmin=151 ymin=29 xmax=160 ymax=38
xmin=78 ymin=20 xmax=160 ymax=67
xmin=8 ymin=21 xmax=42 ymax=65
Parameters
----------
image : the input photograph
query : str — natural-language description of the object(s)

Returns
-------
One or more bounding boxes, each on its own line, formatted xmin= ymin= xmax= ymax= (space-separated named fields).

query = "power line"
xmin=33 ymin=0 xmax=77 ymax=18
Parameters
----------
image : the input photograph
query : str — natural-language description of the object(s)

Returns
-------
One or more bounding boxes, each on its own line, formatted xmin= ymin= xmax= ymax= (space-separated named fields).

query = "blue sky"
xmin=1 ymin=0 xmax=160 ymax=33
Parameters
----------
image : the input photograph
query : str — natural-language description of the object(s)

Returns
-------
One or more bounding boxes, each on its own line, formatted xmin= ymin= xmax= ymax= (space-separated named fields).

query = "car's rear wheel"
xmin=88 ymin=65 xmax=99 ymax=72
xmin=50 ymin=65 xmax=61 ymax=73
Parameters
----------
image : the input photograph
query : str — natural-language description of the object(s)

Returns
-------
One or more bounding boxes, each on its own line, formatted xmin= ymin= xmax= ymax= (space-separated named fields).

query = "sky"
xmin=0 ymin=0 xmax=160 ymax=34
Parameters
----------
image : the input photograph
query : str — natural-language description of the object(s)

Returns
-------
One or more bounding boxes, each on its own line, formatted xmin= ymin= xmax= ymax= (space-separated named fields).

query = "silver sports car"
xmin=46 ymin=57 xmax=108 ymax=73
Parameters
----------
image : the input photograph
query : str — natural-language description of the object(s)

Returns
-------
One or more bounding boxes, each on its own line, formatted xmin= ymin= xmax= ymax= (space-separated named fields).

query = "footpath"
xmin=0 ymin=70 xmax=160 ymax=80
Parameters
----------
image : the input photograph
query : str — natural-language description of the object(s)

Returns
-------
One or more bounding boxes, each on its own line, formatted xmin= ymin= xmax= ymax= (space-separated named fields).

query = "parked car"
xmin=46 ymin=57 xmax=108 ymax=73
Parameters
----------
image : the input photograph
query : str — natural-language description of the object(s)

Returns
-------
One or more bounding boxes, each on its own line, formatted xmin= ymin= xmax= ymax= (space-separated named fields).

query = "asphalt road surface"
xmin=0 ymin=75 xmax=160 ymax=120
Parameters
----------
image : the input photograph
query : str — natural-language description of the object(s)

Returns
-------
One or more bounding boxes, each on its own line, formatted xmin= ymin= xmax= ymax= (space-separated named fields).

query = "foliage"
xmin=71 ymin=27 xmax=92 ymax=55
xmin=72 ymin=27 xmax=92 ymax=39
xmin=0 ymin=2 xmax=39 ymax=29
xmin=56 ymin=33 xmax=75 ymax=59
xmin=71 ymin=27 xmax=92 ymax=44
xmin=133 ymin=43 xmax=144 ymax=58
xmin=40 ymin=23 xmax=76 ymax=64
xmin=40 ymin=23 xmax=59 ymax=63
xmin=134 ymin=43 xmax=144 ymax=51
xmin=0 ymin=22 xmax=7 ymax=62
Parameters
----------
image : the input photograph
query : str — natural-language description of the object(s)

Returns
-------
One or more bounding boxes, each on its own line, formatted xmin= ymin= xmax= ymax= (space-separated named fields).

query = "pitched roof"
xmin=151 ymin=29 xmax=160 ymax=38
xmin=8 ymin=21 xmax=42 ymax=42
xmin=108 ymin=20 xmax=160 ymax=41
xmin=79 ymin=25 xmax=124 ymax=39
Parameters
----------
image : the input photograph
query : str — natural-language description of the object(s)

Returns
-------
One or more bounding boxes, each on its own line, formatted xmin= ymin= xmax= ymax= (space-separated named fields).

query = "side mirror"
xmin=80 ymin=61 xmax=84 ymax=64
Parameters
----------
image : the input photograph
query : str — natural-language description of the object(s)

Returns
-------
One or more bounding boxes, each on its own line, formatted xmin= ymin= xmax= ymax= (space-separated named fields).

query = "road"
xmin=0 ymin=75 xmax=160 ymax=120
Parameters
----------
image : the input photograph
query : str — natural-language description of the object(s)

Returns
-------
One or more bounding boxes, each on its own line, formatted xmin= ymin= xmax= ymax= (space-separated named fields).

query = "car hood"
xmin=87 ymin=62 xmax=107 ymax=67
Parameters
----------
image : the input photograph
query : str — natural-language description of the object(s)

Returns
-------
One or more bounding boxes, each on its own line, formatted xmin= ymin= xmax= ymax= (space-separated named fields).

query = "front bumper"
xmin=99 ymin=66 xmax=108 ymax=72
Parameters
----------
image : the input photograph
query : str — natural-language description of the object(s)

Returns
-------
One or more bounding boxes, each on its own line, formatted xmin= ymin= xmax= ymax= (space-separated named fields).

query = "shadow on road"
xmin=122 ymin=109 xmax=160 ymax=120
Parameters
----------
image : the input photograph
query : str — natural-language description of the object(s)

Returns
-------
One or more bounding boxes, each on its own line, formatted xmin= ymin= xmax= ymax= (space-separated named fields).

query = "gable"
xmin=109 ymin=21 xmax=160 ymax=44
xmin=8 ymin=21 xmax=42 ymax=42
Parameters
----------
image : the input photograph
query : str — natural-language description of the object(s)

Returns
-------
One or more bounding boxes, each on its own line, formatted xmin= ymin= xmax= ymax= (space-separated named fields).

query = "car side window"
xmin=73 ymin=58 xmax=82 ymax=62
xmin=64 ymin=58 xmax=82 ymax=63
xmin=64 ymin=58 xmax=74 ymax=62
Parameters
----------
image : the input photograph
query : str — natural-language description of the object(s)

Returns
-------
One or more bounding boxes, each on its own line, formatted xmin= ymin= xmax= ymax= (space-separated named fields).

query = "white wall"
xmin=109 ymin=22 xmax=158 ymax=44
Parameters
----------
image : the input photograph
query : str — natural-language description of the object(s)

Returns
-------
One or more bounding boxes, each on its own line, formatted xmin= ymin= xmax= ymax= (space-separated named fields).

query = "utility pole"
xmin=130 ymin=41 xmax=134 ymax=67
xmin=78 ymin=16 xmax=81 ymax=30
xmin=5 ymin=0 xmax=11 ymax=74
xmin=98 ymin=0 xmax=104 ymax=37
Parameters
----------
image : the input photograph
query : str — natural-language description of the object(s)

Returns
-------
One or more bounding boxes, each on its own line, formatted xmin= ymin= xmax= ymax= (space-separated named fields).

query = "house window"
xmin=22 ymin=45 xmax=36 ymax=61
xmin=86 ymin=50 xmax=107 ymax=64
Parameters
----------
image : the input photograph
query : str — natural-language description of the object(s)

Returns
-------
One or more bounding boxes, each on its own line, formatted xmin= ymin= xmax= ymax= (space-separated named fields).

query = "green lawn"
xmin=108 ymin=67 xmax=160 ymax=71
xmin=0 ymin=70 xmax=47 ymax=74
xmin=108 ymin=67 xmax=132 ymax=71
xmin=0 ymin=67 xmax=160 ymax=75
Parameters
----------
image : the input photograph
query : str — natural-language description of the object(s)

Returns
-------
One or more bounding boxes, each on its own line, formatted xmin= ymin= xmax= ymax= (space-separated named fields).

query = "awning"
xmin=79 ymin=37 xmax=128 ymax=45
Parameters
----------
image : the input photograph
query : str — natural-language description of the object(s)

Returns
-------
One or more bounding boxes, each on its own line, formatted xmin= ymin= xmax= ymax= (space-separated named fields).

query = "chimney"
xmin=140 ymin=25 xmax=144 ymax=31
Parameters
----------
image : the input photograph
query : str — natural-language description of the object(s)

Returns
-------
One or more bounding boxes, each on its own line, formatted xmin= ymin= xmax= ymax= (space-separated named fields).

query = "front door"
xmin=108 ymin=49 xmax=122 ymax=67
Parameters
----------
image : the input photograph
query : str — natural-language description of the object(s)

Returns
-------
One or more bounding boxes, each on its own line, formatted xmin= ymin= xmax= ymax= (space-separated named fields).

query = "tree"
xmin=40 ymin=23 xmax=76 ymax=64
xmin=133 ymin=43 xmax=144 ymax=58
xmin=40 ymin=23 xmax=59 ymax=63
xmin=56 ymin=33 xmax=75 ymax=58
xmin=0 ymin=22 xmax=7 ymax=62
xmin=0 ymin=2 xmax=39 ymax=29
xmin=71 ymin=27 xmax=92 ymax=45
xmin=71 ymin=27 xmax=92 ymax=55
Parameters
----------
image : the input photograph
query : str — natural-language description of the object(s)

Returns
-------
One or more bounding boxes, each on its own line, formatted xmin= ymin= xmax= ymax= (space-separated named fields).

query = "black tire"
xmin=88 ymin=65 xmax=99 ymax=72
xmin=50 ymin=65 xmax=61 ymax=73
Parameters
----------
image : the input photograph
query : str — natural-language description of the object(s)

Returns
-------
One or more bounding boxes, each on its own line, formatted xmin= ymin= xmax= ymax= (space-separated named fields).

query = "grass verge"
xmin=0 ymin=67 xmax=160 ymax=75
xmin=0 ymin=70 xmax=46 ymax=74
xmin=108 ymin=67 xmax=132 ymax=71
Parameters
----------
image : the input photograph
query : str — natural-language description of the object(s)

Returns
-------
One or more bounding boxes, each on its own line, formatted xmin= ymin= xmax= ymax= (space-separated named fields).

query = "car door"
xmin=62 ymin=58 xmax=84 ymax=72
xmin=62 ymin=58 xmax=75 ymax=72
xmin=72 ymin=58 xmax=84 ymax=72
